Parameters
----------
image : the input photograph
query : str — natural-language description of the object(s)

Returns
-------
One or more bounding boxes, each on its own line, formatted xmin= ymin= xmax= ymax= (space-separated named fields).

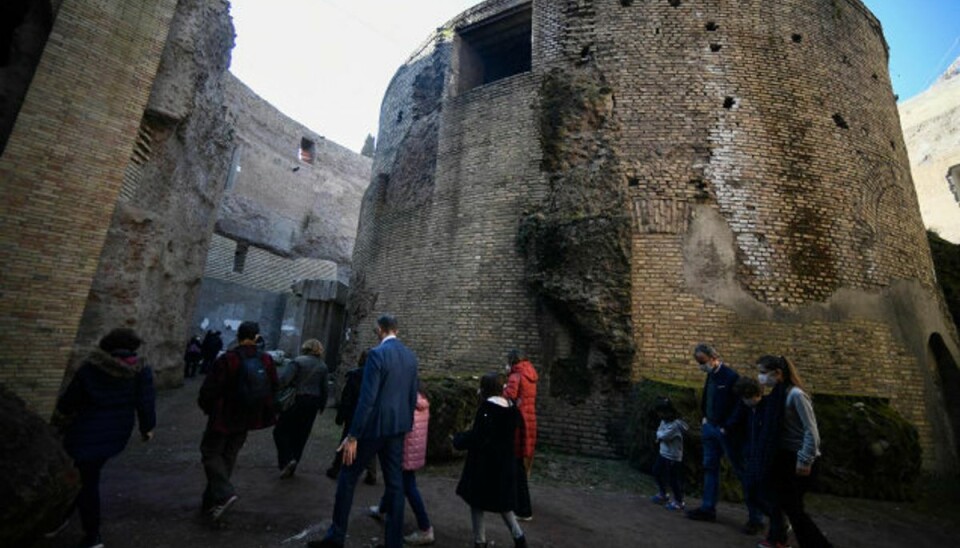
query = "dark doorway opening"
xmin=930 ymin=333 xmax=960 ymax=460
xmin=456 ymin=3 xmax=532 ymax=94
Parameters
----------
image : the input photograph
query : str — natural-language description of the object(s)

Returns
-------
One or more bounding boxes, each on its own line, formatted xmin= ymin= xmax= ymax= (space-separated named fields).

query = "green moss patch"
xmin=929 ymin=230 xmax=960 ymax=332
xmin=420 ymin=374 xmax=479 ymax=461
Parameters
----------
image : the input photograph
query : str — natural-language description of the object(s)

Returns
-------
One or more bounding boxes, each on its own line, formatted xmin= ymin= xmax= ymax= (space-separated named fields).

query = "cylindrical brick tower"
xmin=348 ymin=0 xmax=960 ymax=472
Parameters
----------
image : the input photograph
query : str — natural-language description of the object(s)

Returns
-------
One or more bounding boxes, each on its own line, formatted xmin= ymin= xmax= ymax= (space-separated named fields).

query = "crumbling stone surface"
xmin=73 ymin=0 xmax=236 ymax=388
xmin=0 ymin=385 xmax=78 ymax=547
xmin=347 ymin=0 xmax=960 ymax=471
xmin=419 ymin=374 xmax=478 ymax=461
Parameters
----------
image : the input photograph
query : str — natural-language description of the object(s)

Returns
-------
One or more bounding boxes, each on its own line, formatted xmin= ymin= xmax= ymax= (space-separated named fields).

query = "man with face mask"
xmin=687 ymin=344 xmax=765 ymax=535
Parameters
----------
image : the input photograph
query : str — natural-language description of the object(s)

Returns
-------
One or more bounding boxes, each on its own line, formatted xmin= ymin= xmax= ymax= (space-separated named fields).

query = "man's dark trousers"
xmin=327 ymin=433 xmax=405 ymax=547
xmin=200 ymin=428 xmax=248 ymax=510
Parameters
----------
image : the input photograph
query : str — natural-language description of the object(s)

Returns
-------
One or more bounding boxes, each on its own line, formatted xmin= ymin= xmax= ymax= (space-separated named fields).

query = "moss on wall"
xmin=929 ymin=231 xmax=960 ymax=332
xmin=519 ymin=67 xmax=634 ymax=379
xmin=420 ymin=374 xmax=478 ymax=461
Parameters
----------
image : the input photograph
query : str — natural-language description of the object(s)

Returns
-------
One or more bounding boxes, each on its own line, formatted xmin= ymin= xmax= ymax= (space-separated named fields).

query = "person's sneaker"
xmin=516 ymin=514 xmax=533 ymax=521
xmin=209 ymin=494 xmax=238 ymax=522
xmin=404 ymin=527 xmax=435 ymax=545
xmin=280 ymin=459 xmax=297 ymax=479
xmin=664 ymin=501 xmax=685 ymax=511
xmin=367 ymin=505 xmax=384 ymax=521
xmin=685 ymin=507 xmax=717 ymax=521
xmin=757 ymin=541 xmax=790 ymax=548
xmin=74 ymin=534 xmax=104 ymax=548
xmin=44 ymin=517 xmax=70 ymax=538
xmin=650 ymin=493 xmax=669 ymax=505
xmin=741 ymin=521 xmax=765 ymax=535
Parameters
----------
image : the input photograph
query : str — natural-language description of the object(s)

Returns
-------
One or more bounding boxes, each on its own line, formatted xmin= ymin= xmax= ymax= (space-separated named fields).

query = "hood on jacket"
xmin=85 ymin=348 xmax=142 ymax=378
xmin=511 ymin=360 xmax=539 ymax=382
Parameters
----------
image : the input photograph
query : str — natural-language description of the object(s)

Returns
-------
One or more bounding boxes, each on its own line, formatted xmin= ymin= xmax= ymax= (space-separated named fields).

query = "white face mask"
xmin=698 ymin=361 xmax=712 ymax=373
xmin=758 ymin=372 xmax=777 ymax=387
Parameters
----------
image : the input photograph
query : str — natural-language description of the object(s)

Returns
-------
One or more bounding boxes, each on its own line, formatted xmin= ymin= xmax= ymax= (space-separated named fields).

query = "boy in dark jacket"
xmin=57 ymin=328 xmax=156 ymax=548
xmin=325 ymin=348 xmax=377 ymax=484
xmin=198 ymin=321 xmax=278 ymax=523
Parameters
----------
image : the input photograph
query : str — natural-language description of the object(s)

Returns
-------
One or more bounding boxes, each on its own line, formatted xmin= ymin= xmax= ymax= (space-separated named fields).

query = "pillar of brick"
xmin=0 ymin=0 xmax=179 ymax=416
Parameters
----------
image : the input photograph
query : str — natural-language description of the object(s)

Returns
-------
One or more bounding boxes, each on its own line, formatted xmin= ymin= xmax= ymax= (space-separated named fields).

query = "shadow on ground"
xmin=32 ymin=381 xmax=959 ymax=547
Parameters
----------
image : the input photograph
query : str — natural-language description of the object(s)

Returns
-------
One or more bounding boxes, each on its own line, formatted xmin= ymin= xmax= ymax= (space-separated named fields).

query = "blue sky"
xmin=231 ymin=0 xmax=960 ymax=153
xmin=863 ymin=0 xmax=960 ymax=100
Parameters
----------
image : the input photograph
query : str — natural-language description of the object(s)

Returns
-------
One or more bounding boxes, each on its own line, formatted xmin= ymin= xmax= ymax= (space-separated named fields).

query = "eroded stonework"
xmin=349 ymin=0 xmax=960 ymax=471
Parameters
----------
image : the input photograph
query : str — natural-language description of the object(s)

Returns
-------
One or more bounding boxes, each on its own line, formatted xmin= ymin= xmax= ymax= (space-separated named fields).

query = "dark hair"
xmin=376 ymin=314 xmax=399 ymax=333
xmin=479 ymin=372 xmax=506 ymax=402
xmin=99 ymin=328 xmax=142 ymax=353
xmin=507 ymin=349 xmax=526 ymax=365
xmin=693 ymin=343 xmax=719 ymax=359
xmin=733 ymin=376 xmax=762 ymax=399
xmin=654 ymin=396 xmax=678 ymax=421
xmin=357 ymin=348 xmax=370 ymax=367
xmin=237 ymin=321 xmax=260 ymax=342
xmin=756 ymin=354 xmax=806 ymax=391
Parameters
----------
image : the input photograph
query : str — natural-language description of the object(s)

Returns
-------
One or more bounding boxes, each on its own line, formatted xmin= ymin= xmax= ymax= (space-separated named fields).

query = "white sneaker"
xmin=209 ymin=494 xmax=238 ymax=522
xmin=404 ymin=527 xmax=435 ymax=545
xmin=367 ymin=505 xmax=384 ymax=521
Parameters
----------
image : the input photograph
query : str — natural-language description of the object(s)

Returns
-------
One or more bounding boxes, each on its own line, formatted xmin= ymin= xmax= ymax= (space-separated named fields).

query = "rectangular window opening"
xmin=299 ymin=137 xmax=317 ymax=164
xmin=233 ymin=242 xmax=249 ymax=273
xmin=948 ymin=163 xmax=960 ymax=204
xmin=456 ymin=4 xmax=532 ymax=94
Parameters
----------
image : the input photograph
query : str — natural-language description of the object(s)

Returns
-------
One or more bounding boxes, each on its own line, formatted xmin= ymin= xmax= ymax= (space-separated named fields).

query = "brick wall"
xmin=0 ymin=0 xmax=178 ymax=415
xmin=203 ymin=233 xmax=337 ymax=293
xmin=350 ymin=0 xmax=960 ymax=471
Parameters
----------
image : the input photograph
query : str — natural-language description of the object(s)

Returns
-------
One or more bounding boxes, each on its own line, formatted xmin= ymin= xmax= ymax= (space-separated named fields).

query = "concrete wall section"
xmin=192 ymin=277 xmax=287 ymax=352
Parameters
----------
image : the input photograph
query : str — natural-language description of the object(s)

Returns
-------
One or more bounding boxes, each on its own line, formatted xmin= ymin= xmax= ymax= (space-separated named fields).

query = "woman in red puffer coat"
xmin=503 ymin=350 xmax=538 ymax=520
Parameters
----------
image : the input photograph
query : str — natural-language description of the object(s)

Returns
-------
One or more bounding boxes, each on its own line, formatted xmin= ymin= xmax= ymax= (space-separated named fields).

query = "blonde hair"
xmin=301 ymin=338 xmax=324 ymax=357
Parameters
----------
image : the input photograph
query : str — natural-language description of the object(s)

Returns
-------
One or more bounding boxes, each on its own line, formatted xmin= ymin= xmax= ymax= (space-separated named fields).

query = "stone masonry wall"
xmin=217 ymin=74 xmax=371 ymax=274
xmin=0 ymin=0 xmax=178 ymax=415
xmin=351 ymin=0 xmax=959 ymax=471
xmin=70 ymin=0 xmax=236 ymax=389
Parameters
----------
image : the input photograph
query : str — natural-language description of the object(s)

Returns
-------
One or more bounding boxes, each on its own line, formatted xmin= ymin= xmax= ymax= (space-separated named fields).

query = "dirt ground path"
xmin=32 ymin=380 xmax=958 ymax=548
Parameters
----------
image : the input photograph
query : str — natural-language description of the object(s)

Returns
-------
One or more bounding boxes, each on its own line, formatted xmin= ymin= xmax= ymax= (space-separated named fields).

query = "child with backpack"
xmin=453 ymin=372 xmax=527 ymax=548
xmin=650 ymin=397 xmax=688 ymax=511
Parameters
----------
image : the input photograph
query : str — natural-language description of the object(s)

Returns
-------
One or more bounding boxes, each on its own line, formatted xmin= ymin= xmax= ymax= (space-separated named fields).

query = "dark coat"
xmin=348 ymin=337 xmax=419 ymax=440
xmin=335 ymin=366 xmax=363 ymax=426
xmin=198 ymin=345 xmax=279 ymax=433
xmin=454 ymin=398 xmax=520 ymax=512
xmin=57 ymin=349 xmax=156 ymax=462
xmin=701 ymin=362 xmax=740 ymax=425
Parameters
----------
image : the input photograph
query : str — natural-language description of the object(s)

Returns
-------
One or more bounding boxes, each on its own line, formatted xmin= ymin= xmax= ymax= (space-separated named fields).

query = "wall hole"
xmin=298 ymin=137 xmax=316 ymax=164
xmin=723 ymin=97 xmax=736 ymax=109
xmin=668 ymin=0 xmax=682 ymax=7
xmin=832 ymin=113 xmax=849 ymax=129
xmin=456 ymin=4 xmax=532 ymax=93
xmin=705 ymin=22 xmax=719 ymax=31
xmin=872 ymin=73 xmax=879 ymax=80
xmin=710 ymin=43 xmax=722 ymax=52
xmin=232 ymin=242 xmax=249 ymax=273
xmin=628 ymin=177 xmax=639 ymax=187
xmin=579 ymin=44 xmax=593 ymax=64
xmin=620 ymin=0 xmax=634 ymax=6
xmin=791 ymin=33 xmax=803 ymax=43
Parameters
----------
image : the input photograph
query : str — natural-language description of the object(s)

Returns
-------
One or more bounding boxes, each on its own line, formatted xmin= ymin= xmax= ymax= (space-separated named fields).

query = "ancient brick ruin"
xmin=348 ymin=0 xmax=960 ymax=473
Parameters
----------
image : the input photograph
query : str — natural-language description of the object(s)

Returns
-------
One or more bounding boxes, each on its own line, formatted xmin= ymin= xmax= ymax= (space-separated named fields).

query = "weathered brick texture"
xmin=351 ymin=0 xmax=960 ymax=472
xmin=0 ymin=0 xmax=178 ymax=416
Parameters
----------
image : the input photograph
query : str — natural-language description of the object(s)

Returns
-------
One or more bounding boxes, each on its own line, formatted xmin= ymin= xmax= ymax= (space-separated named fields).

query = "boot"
xmin=514 ymin=534 xmax=527 ymax=548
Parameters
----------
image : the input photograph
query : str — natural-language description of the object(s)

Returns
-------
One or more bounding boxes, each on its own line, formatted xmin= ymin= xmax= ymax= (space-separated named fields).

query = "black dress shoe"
xmin=686 ymin=507 xmax=717 ymax=521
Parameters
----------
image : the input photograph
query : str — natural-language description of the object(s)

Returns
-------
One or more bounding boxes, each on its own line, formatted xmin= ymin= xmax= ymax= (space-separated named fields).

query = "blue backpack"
xmin=237 ymin=350 xmax=271 ymax=407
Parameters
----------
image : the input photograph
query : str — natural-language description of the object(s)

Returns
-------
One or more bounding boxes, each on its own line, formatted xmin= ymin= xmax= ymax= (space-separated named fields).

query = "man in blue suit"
xmin=310 ymin=314 xmax=419 ymax=548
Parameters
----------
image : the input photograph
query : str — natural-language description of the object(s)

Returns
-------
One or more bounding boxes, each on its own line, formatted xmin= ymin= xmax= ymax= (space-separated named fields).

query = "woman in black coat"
xmin=56 ymin=328 xmax=156 ymax=548
xmin=454 ymin=372 xmax=527 ymax=548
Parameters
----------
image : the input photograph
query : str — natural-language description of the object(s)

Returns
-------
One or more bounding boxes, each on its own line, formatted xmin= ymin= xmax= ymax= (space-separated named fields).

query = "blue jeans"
xmin=325 ymin=434 xmax=405 ymax=547
xmin=380 ymin=470 xmax=431 ymax=531
xmin=700 ymin=422 xmax=763 ymax=523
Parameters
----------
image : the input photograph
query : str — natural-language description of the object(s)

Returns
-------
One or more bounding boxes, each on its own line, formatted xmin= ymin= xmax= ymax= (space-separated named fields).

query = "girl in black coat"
xmin=454 ymin=372 xmax=527 ymax=548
